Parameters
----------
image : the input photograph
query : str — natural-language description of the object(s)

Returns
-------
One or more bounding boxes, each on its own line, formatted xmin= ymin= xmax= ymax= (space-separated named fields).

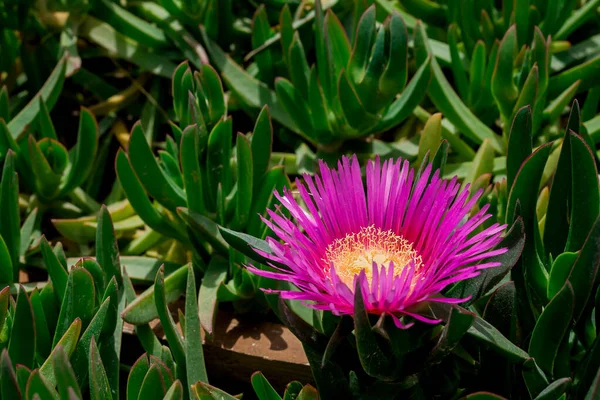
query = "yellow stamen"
xmin=325 ymin=225 xmax=423 ymax=288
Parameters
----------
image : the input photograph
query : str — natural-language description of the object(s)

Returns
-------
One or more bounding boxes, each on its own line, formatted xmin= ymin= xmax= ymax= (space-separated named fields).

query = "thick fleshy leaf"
xmin=507 ymin=106 xmax=533 ymax=190
xmin=40 ymin=319 xmax=82 ymax=387
xmin=416 ymin=113 xmax=442 ymax=168
xmin=53 ymin=345 xmax=83 ymax=400
xmin=53 ymin=267 xmax=95 ymax=347
xmin=0 ymin=287 xmax=10 ymax=340
xmin=491 ymin=26 xmax=518 ymax=122
xmin=20 ymin=208 xmax=38 ymax=258
xmin=533 ymin=378 xmax=571 ymax=400
xmin=234 ymin=133 xmax=253 ymax=230
xmin=544 ymin=101 xmax=580 ymax=258
xmin=122 ymin=269 xmax=162 ymax=356
xmin=41 ymin=237 xmax=68 ymax=304
xmin=434 ymin=304 xmax=529 ymax=363
xmin=163 ymin=380 xmax=183 ymax=400
xmin=126 ymin=354 xmax=149 ymax=400
xmin=507 ymin=144 xmax=553 ymax=306
xmin=218 ymin=226 xmax=283 ymax=268
xmin=430 ymin=307 xmax=475 ymax=362
xmin=28 ymin=137 xmax=65 ymax=199
xmin=185 ymin=264 xmax=208 ymax=386
xmin=71 ymin=297 xmax=110 ymax=385
xmin=206 ymin=118 xmax=232 ymax=205
xmin=128 ymin=122 xmax=186 ymax=211
xmin=0 ymin=151 xmax=19 ymax=281
xmin=529 ymin=283 xmax=574 ymax=375
xmin=60 ymin=108 xmax=98 ymax=194
xmin=89 ymin=337 xmax=112 ymax=400
xmin=251 ymin=372 xmax=282 ymax=400
xmin=565 ymin=216 xmax=600 ymax=322
xmin=565 ymin=132 xmax=599 ymax=252
xmin=251 ymin=106 xmax=273 ymax=186
xmin=25 ymin=370 xmax=59 ymax=400
xmin=191 ymin=381 xmax=238 ymax=400
xmin=252 ymin=5 xmax=275 ymax=83
xmin=287 ymin=32 xmax=311 ymax=102
xmin=154 ymin=267 xmax=187 ymax=392
xmin=180 ymin=124 xmax=205 ymax=216
xmin=198 ymin=256 xmax=227 ymax=336
xmin=8 ymin=286 xmax=35 ymax=369
xmin=115 ymin=150 xmax=185 ymax=242
xmin=177 ymin=208 xmax=228 ymax=255
xmin=462 ymin=139 xmax=494 ymax=191
xmin=121 ymin=265 xmax=187 ymax=325
xmin=1 ymin=349 xmax=21 ymax=399
xmin=7 ymin=57 xmax=66 ymax=138
xmin=137 ymin=364 xmax=166 ymax=399
xmin=523 ymin=358 xmax=549 ymax=398
xmin=547 ymin=252 xmax=578 ymax=300
xmin=468 ymin=314 xmax=529 ymax=362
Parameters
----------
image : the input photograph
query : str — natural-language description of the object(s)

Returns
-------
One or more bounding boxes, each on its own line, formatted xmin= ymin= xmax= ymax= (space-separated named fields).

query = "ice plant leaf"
xmin=96 ymin=206 xmax=121 ymax=285
xmin=532 ymin=378 xmax=571 ymax=400
xmin=251 ymin=372 xmax=282 ymax=400
xmin=507 ymin=106 xmax=533 ymax=190
xmin=544 ymin=102 xmax=580 ymax=258
xmin=522 ymin=358 xmax=550 ymax=398
xmin=25 ymin=370 xmax=60 ymax=400
xmin=121 ymin=265 xmax=187 ymax=325
xmin=89 ymin=337 xmax=112 ymax=400
xmin=163 ymin=380 xmax=183 ymax=400
xmin=565 ymin=132 xmax=599 ymax=252
xmin=198 ymin=256 xmax=228 ymax=336
xmin=53 ymin=345 xmax=83 ymax=400
xmin=8 ymin=286 xmax=35 ymax=369
xmin=184 ymin=264 xmax=208 ymax=386
xmin=529 ymin=282 xmax=575 ymax=375
xmin=1 ymin=349 xmax=21 ymax=400
xmin=122 ymin=270 xmax=162 ymax=357
xmin=40 ymin=319 xmax=82 ymax=387
xmin=71 ymin=297 xmax=110 ymax=386
xmin=7 ymin=57 xmax=66 ymax=138
xmin=154 ymin=267 xmax=187 ymax=392
xmin=0 ymin=150 xmax=19 ymax=282
xmin=191 ymin=381 xmax=239 ymax=400
xmin=565 ymin=216 xmax=600 ymax=322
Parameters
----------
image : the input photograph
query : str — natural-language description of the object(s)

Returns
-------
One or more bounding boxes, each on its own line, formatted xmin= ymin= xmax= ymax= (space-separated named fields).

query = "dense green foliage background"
xmin=1 ymin=0 xmax=600 ymax=399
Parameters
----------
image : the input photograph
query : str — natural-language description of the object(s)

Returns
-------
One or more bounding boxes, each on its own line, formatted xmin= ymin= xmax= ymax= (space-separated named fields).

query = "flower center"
xmin=325 ymin=225 xmax=423 ymax=288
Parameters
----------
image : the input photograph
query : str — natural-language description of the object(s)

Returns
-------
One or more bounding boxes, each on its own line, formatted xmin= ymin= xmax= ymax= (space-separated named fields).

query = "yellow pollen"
xmin=324 ymin=225 xmax=423 ymax=288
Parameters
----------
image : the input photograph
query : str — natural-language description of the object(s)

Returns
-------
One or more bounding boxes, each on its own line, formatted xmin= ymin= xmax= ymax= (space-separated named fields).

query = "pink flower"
xmin=247 ymin=156 xmax=507 ymax=328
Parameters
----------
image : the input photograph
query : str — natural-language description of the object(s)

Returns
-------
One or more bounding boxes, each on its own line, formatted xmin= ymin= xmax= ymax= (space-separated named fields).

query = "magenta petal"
xmin=245 ymin=155 xmax=508 ymax=328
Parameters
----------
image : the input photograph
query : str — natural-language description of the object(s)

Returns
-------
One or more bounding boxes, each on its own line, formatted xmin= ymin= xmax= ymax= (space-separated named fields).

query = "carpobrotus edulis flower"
xmin=247 ymin=156 xmax=507 ymax=328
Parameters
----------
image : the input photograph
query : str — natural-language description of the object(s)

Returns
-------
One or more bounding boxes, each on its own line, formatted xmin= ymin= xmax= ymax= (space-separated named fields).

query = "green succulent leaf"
xmin=53 ymin=345 xmax=83 ymax=400
xmin=121 ymin=265 xmax=187 ymax=325
xmin=529 ymin=282 xmax=574 ymax=375
xmin=0 ymin=151 xmax=19 ymax=281
xmin=89 ymin=337 xmax=112 ymax=400
xmin=1 ymin=349 xmax=21 ymax=400
xmin=40 ymin=319 xmax=82 ymax=387
xmin=7 ymin=57 xmax=66 ymax=139
xmin=8 ymin=286 xmax=36 ymax=369
xmin=184 ymin=264 xmax=208 ymax=386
